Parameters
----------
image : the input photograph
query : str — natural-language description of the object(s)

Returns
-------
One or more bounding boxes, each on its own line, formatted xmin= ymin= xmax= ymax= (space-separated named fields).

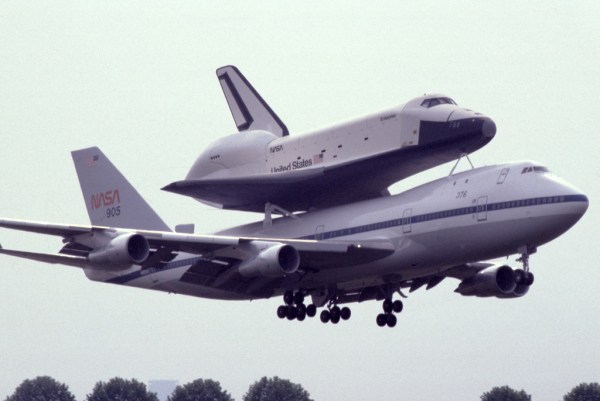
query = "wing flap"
xmin=0 ymin=247 xmax=87 ymax=268
xmin=0 ymin=218 xmax=91 ymax=237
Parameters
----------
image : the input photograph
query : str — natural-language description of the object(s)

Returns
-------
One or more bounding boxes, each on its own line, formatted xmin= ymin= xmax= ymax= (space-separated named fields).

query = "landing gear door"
xmin=315 ymin=225 xmax=325 ymax=240
xmin=477 ymin=196 xmax=488 ymax=222
xmin=402 ymin=209 xmax=412 ymax=233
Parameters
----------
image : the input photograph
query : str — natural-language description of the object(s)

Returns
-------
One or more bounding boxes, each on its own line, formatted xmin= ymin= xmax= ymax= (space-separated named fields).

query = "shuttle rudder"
xmin=216 ymin=65 xmax=289 ymax=137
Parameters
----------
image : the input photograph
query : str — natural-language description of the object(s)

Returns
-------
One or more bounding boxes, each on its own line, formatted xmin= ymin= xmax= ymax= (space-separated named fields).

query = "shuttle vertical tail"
xmin=216 ymin=65 xmax=289 ymax=137
xmin=71 ymin=147 xmax=171 ymax=232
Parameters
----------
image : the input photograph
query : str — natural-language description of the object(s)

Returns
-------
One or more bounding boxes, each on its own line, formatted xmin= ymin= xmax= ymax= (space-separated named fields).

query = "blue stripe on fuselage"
xmin=107 ymin=194 xmax=587 ymax=285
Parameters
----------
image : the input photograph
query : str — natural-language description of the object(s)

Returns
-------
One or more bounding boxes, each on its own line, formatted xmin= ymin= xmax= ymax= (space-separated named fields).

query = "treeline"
xmin=4 ymin=376 xmax=311 ymax=401
xmin=4 ymin=377 xmax=600 ymax=401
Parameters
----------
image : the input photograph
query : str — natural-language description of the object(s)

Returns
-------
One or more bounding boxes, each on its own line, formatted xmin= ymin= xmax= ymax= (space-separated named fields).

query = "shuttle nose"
xmin=481 ymin=117 xmax=496 ymax=138
xmin=418 ymin=113 xmax=496 ymax=154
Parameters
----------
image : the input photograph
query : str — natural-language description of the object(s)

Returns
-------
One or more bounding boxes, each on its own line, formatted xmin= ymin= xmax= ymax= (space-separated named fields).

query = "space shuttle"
xmin=163 ymin=65 xmax=497 ymax=213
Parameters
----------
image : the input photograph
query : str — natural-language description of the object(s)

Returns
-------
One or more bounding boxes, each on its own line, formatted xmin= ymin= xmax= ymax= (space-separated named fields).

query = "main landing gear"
xmin=276 ymin=290 xmax=317 ymax=321
xmin=515 ymin=246 xmax=535 ymax=286
xmin=276 ymin=290 xmax=352 ymax=325
xmin=319 ymin=302 xmax=351 ymax=325
xmin=376 ymin=298 xmax=404 ymax=328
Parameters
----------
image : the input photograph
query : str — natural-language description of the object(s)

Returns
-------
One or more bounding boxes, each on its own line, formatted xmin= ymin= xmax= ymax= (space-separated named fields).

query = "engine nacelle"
xmin=238 ymin=243 xmax=300 ymax=278
xmin=87 ymin=233 xmax=150 ymax=268
xmin=455 ymin=265 xmax=524 ymax=298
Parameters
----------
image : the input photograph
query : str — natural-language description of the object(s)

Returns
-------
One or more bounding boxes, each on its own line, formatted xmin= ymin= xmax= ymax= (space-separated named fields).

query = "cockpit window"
xmin=521 ymin=166 xmax=550 ymax=174
xmin=420 ymin=97 xmax=457 ymax=108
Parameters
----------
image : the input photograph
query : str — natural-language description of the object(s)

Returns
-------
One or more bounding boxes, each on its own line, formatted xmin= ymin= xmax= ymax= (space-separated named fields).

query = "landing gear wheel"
xmin=294 ymin=292 xmax=305 ymax=305
xmin=330 ymin=306 xmax=341 ymax=321
xmin=525 ymin=272 xmax=535 ymax=286
xmin=376 ymin=313 xmax=387 ymax=327
xmin=320 ymin=309 xmax=331 ymax=323
xmin=306 ymin=304 xmax=317 ymax=318
xmin=277 ymin=305 xmax=288 ymax=319
xmin=392 ymin=300 xmax=403 ymax=313
xmin=514 ymin=269 xmax=525 ymax=285
xmin=283 ymin=290 xmax=294 ymax=306
xmin=297 ymin=310 xmax=306 ymax=321
xmin=340 ymin=307 xmax=351 ymax=320
xmin=286 ymin=306 xmax=298 ymax=320
xmin=296 ymin=303 xmax=306 ymax=316
xmin=383 ymin=298 xmax=393 ymax=313
xmin=386 ymin=313 xmax=397 ymax=328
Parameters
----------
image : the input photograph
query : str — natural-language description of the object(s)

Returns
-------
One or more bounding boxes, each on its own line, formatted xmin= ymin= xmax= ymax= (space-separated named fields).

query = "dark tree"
xmin=5 ymin=376 xmax=76 ymax=401
xmin=563 ymin=382 xmax=600 ymax=401
xmin=243 ymin=376 xmax=312 ymax=401
xmin=167 ymin=378 xmax=233 ymax=401
xmin=480 ymin=385 xmax=531 ymax=401
xmin=86 ymin=377 xmax=159 ymax=401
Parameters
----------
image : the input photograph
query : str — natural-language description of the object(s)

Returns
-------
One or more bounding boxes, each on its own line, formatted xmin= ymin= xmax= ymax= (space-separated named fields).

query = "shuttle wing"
xmin=163 ymin=141 xmax=457 ymax=212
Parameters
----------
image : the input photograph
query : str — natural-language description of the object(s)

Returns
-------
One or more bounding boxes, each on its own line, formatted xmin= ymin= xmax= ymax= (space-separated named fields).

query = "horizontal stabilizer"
xmin=216 ymin=65 xmax=289 ymax=137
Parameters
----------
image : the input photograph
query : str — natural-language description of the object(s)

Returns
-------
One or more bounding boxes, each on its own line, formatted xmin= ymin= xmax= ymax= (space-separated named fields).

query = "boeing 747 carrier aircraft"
xmin=0 ymin=147 xmax=588 ymax=327
xmin=163 ymin=66 xmax=497 ymax=212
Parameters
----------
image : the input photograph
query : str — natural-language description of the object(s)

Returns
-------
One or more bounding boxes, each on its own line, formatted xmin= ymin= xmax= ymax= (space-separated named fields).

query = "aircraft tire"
xmin=525 ymin=272 xmax=534 ymax=286
xmin=284 ymin=290 xmax=294 ymax=305
xmin=330 ymin=306 xmax=341 ymax=321
xmin=294 ymin=292 xmax=305 ymax=305
xmin=386 ymin=314 xmax=397 ymax=328
xmin=306 ymin=304 xmax=317 ymax=317
xmin=340 ymin=307 xmax=351 ymax=320
xmin=330 ymin=313 xmax=340 ymax=324
xmin=376 ymin=314 xmax=387 ymax=327
xmin=514 ymin=269 xmax=525 ymax=285
xmin=286 ymin=306 xmax=298 ymax=320
xmin=392 ymin=300 xmax=403 ymax=314
xmin=297 ymin=310 xmax=306 ymax=321
xmin=320 ymin=309 xmax=331 ymax=323
xmin=277 ymin=305 xmax=288 ymax=319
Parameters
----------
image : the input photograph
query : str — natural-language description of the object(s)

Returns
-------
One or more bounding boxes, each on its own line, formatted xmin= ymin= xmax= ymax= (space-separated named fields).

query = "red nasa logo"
xmin=91 ymin=189 xmax=121 ymax=209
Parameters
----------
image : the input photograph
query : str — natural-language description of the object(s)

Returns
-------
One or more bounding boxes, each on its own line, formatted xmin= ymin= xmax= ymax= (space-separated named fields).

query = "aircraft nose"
xmin=418 ymin=115 xmax=496 ymax=153
xmin=481 ymin=117 xmax=496 ymax=138
xmin=570 ymin=193 xmax=589 ymax=218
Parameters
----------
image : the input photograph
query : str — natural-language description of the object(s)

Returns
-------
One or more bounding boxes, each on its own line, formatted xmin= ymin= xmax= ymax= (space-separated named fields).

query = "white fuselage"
xmin=165 ymin=94 xmax=496 ymax=212
xmin=87 ymin=161 xmax=588 ymax=301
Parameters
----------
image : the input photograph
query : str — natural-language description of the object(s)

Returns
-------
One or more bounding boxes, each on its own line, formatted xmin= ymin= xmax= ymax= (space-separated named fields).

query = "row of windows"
xmin=420 ymin=97 xmax=457 ymax=108
xmin=521 ymin=166 xmax=550 ymax=174
xmin=306 ymin=195 xmax=575 ymax=240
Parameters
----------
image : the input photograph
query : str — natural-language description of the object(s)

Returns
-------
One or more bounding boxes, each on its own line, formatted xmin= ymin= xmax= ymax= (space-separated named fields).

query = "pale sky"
xmin=0 ymin=2 xmax=598 ymax=400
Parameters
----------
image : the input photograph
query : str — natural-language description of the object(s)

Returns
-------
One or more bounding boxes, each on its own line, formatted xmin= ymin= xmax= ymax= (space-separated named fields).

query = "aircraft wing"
xmin=0 ymin=218 xmax=394 ymax=270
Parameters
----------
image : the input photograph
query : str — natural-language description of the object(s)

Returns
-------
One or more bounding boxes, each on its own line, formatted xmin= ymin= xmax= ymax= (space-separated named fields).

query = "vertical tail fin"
xmin=71 ymin=147 xmax=171 ymax=231
xmin=216 ymin=65 xmax=289 ymax=137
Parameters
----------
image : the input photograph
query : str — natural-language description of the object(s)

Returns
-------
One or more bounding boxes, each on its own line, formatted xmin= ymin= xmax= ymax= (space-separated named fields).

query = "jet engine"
xmin=87 ymin=233 xmax=150 ymax=267
xmin=238 ymin=243 xmax=300 ymax=278
xmin=455 ymin=265 xmax=528 ymax=298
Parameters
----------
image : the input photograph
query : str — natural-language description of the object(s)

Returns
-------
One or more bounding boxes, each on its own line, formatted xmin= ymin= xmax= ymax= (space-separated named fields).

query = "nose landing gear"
xmin=515 ymin=246 xmax=536 ymax=286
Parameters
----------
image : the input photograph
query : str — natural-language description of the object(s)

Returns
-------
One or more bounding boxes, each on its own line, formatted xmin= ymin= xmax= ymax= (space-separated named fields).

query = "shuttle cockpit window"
xmin=420 ymin=97 xmax=457 ymax=108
